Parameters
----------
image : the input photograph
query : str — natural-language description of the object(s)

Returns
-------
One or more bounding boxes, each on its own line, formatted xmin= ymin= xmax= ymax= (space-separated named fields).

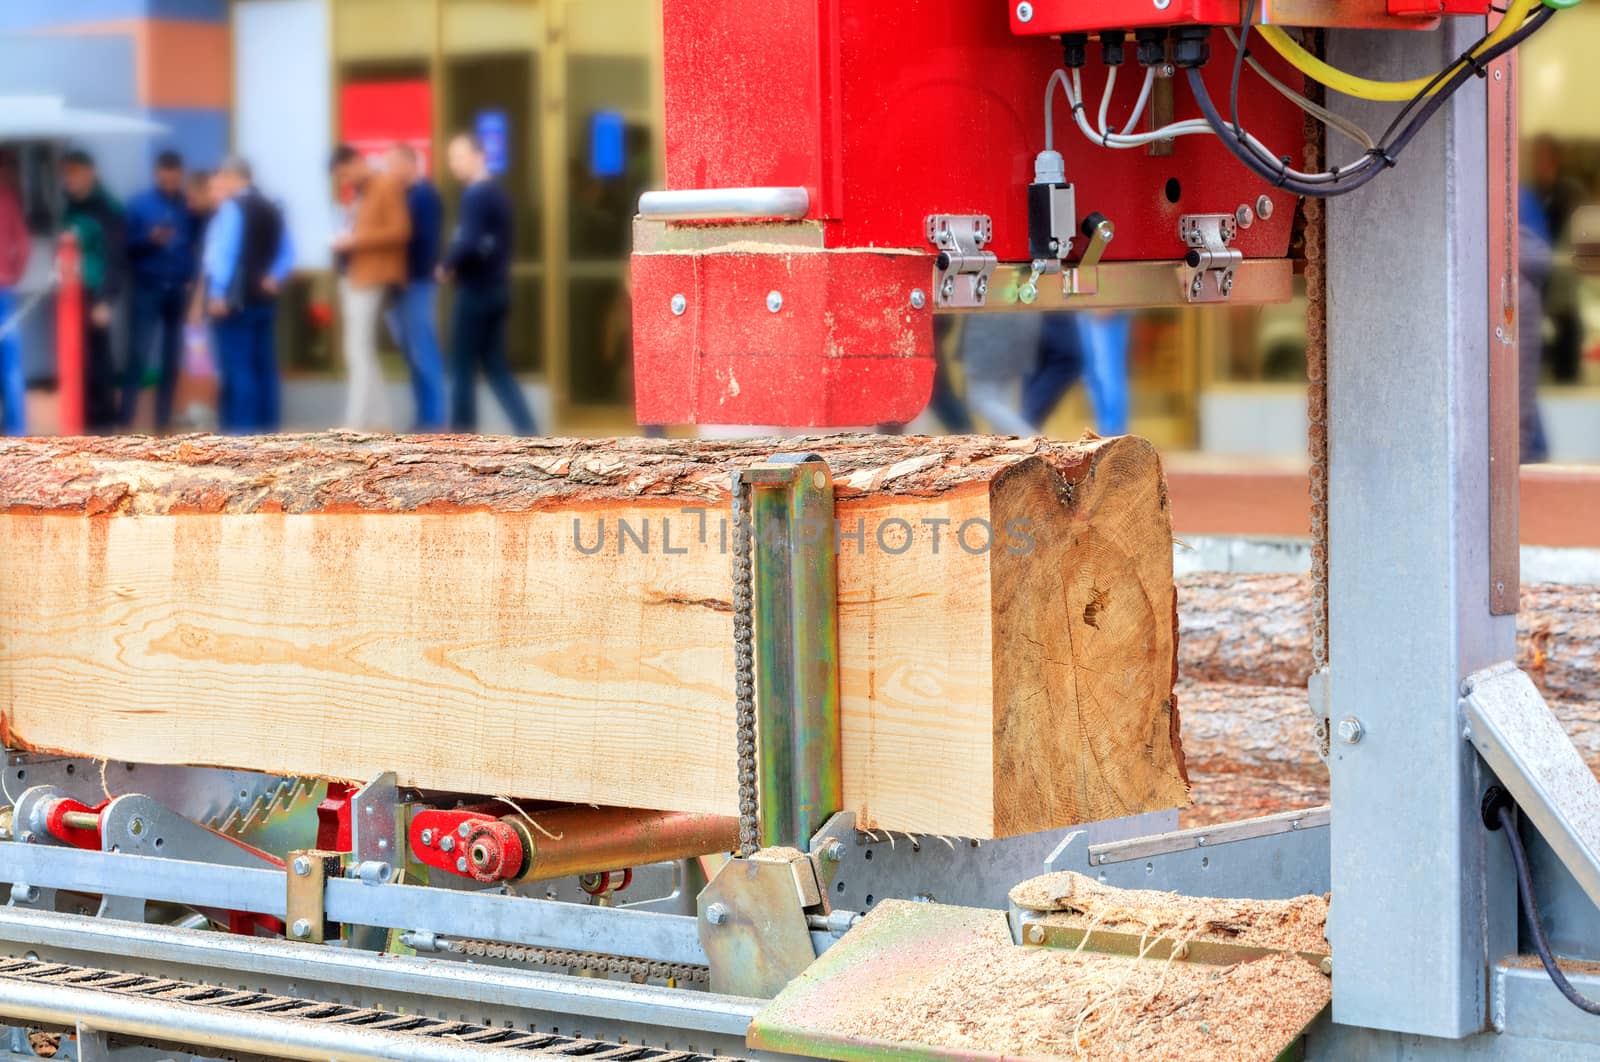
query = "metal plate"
xmin=698 ymin=858 xmax=813 ymax=999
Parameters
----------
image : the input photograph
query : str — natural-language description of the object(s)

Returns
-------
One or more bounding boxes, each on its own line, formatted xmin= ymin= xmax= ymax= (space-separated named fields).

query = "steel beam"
xmin=1325 ymin=20 xmax=1517 ymax=1037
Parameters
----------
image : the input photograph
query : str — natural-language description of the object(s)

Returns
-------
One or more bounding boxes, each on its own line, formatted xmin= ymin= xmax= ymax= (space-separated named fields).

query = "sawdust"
xmin=828 ymin=902 xmax=1329 ymax=1062
xmin=1010 ymin=872 xmax=1329 ymax=954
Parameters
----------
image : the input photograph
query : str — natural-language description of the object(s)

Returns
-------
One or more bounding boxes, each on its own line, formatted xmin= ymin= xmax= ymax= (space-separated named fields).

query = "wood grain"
xmin=0 ymin=433 xmax=1189 ymax=839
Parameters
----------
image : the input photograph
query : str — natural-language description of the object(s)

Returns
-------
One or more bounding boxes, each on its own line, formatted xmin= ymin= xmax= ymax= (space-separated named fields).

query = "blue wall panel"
xmin=0 ymin=0 xmax=226 ymax=31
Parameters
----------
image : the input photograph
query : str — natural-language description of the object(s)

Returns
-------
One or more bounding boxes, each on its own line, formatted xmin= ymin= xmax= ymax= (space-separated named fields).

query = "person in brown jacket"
xmin=330 ymin=144 xmax=409 ymax=429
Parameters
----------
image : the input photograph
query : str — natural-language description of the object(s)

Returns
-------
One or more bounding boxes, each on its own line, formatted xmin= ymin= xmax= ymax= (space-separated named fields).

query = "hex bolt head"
xmin=1026 ymin=925 xmax=1046 ymax=945
xmin=910 ymin=288 xmax=927 ymax=310
xmin=292 ymin=856 xmax=312 ymax=877
xmin=419 ymin=829 xmax=434 ymax=847
xmin=1256 ymin=195 xmax=1274 ymax=220
xmin=766 ymin=290 xmax=784 ymax=313
xmin=670 ymin=293 xmax=687 ymax=316
xmin=822 ymin=840 xmax=846 ymax=863
xmin=1235 ymin=204 xmax=1255 ymax=229
xmin=457 ymin=823 xmax=472 ymax=839
xmin=440 ymin=835 xmax=456 ymax=853
xmin=706 ymin=902 xmax=730 ymax=926
xmin=12 ymin=884 xmax=38 ymax=905
xmin=1338 ymin=717 xmax=1364 ymax=745
xmin=456 ymin=856 xmax=469 ymax=874
xmin=290 ymin=918 xmax=312 ymax=940
xmin=1016 ymin=1 xmax=1034 ymax=21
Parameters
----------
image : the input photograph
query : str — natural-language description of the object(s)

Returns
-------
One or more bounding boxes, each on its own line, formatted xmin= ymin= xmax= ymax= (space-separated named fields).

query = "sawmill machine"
xmin=0 ymin=0 xmax=1597 ymax=1059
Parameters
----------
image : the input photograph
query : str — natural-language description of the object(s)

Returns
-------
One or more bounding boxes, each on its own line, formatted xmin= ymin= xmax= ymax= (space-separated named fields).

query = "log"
xmin=0 ymin=433 xmax=1189 ymax=839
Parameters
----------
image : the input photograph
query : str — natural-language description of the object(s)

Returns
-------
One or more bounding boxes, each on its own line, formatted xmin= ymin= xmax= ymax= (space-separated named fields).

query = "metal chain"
xmin=1303 ymin=31 xmax=1333 ymax=760
xmin=732 ymin=474 xmax=759 ymax=857
xmin=445 ymin=938 xmax=710 ymax=985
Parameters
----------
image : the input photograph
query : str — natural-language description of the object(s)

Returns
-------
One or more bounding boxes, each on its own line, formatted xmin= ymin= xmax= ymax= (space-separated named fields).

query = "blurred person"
xmin=957 ymin=314 xmax=1040 ymax=437
xmin=61 ymin=149 xmax=126 ymax=433
xmin=1530 ymin=134 xmax=1586 ymax=385
xmin=329 ymin=144 xmax=410 ymax=430
xmin=120 ymin=150 xmax=196 ymax=431
xmin=1023 ymin=313 xmax=1086 ymax=430
xmin=0 ymin=151 xmax=28 ymax=435
xmin=383 ymin=144 xmax=446 ymax=431
xmin=439 ymin=132 xmax=536 ymax=435
xmin=1519 ymin=185 xmax=1551 ymax=464
xmin=1078 ymin=311 xmax=1132 ymax=436
xmin=202 ymin=156 xmax=294 ymax=433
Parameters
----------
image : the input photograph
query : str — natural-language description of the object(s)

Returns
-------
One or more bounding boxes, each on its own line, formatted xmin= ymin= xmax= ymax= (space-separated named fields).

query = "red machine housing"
xmin=633 ymin=1 xmax=1393 ymax=426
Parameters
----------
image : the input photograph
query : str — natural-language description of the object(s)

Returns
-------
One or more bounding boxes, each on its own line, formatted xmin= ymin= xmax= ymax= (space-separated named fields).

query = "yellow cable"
xmin=1256 ymin=0 xmax=1536 ymax=102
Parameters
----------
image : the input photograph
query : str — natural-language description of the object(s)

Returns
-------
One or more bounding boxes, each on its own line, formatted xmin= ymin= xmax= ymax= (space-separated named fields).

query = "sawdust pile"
xmin=1010 ymin=871 xmax=1329 ymax=953
xmin=831 ymin=902 xmax=1330 ymax=1062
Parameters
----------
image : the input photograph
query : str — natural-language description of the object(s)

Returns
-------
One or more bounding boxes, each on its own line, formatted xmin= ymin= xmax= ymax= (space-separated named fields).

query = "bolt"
xmin=766 ymin=290 xmax=784 ymax=313
xmin=1153 ymin=0 xmax=1172 ymax=9
xmin=1319 ymin=956 xmax=1333 ymax=976
xmin=128 ymin=818 xmax=144 ymax=837
xmin=290 ymin=918 xmax=312 ymax=940
xmin=1097 ymin=853 xmax=1109 ymax=865
xmin=1197 ymin=835 xmax=1208 ymax=847
xmin=292 ymin=856 xmax=311 ymax=877
xmin=440 ymin=835 xmax=456 ymax=853
xmin=822 ymin=840 xmax=846 ymax=863
xmin=1256 ymin=195 xmax=1274 ymax=220
xmin=1019 ymin=282 xmax=1038 ymax=305
xmin=1337 ymin=717 xmax=1364 ymax=745
xmin=457 ymin=823 xmax=471 ymax=839
xmin=706 ymin=902 xmax=730 ymax=926
xmin=1235 ymin=204 xmax=1254 ymax=229
xmin=910 ymin=288 xmax=927 ymax=310
xmin=420 ymin=829 xmax=434 ymax=847
xmin=12 ymin=884 xmax=38 ymax=905
xmin=976 ymin=277 xmax=988 ymax=298
xmin=1027 ymin=925 xmax=1047 ymax=945
xmin=941 ymin=278 xmax=955 ymax=300
xmin=1221 ymin=274 xmax=1234 ymax=295
xmin=1016 ymin=1 xmax=1034 ymax=21
xmin=456 ymin=856 xmax=469 ymax=873
xmin=670 ymin=293 xmax=687 ymax=316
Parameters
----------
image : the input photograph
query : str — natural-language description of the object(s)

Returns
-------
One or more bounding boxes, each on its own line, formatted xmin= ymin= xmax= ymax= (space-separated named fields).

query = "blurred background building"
xmin=0 ymin=0 xmax=1596 ymax=452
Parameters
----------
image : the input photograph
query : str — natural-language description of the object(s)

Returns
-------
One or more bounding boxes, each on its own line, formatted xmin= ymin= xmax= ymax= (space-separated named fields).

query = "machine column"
xmin=1325 ymin=22 xmax=1518 ymax=1038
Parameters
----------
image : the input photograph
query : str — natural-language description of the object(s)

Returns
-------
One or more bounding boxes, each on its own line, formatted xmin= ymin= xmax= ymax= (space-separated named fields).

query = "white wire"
xmin=1223 ymin=29 xmax=1376 ymax=151
xmin=1068 ymin=69 xmax=1214 ymax=148
xmin=1121 ymin=68 xmax=1157 ymax=136
xmin=1044 ymin=68 xmax=1071 ymax=152
xmin=1096 ymin=66 xmax=1117 ymax=140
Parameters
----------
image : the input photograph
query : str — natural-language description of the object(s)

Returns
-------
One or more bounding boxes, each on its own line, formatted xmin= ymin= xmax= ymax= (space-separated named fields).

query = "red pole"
xmin=55 ymin=231 xmax=84 ymax=436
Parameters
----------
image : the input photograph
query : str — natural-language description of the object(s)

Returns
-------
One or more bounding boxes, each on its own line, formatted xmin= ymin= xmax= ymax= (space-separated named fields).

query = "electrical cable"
xmin=1490 ymin=796 xmax=1600 ymax=1016
xmin=1189 ymin=3 xmax=1556 ymax=197
xmin=1223 ymin=29 xmax=1376 ymax=150
xmin=1068 ymin=69 xmax=1217 ymax=147
xmin=1098 ymin=65 xmax=1118 ymax=143
xmin=1255 ymin=0 xmax=1538 ymax=102
xmin=1122 ymin=67 xmax=1157 ymax=136
xmin=1044 ymin=68 xmax=1070 ymax=151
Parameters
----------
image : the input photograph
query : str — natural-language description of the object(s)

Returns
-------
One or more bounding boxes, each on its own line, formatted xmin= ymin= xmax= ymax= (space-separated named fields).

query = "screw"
xmin=1097 ymin=853 xmax=1109 ymax=865
xmin=1026 ymin=925 xmax=1047 ymax=944
xmin=1235 ymin=204 xmax=1254 ymax=229
xmin=670 ymin=293 xmax=687 ymax=316
xmin=292 ymin=856 xmax=311 ymax=877
xmin=1256 ymin=195 xmax=1274 ymax=220
xmin=420 ymin=829 xmax=434 ymax=846
xmin=766 ymin=290 xmax=784 ymax=313
xmin=455 ymin=856 xmax=469 ymax=873
xmin=941 ymin=278 xmax=955 ymax=300
xmin=910 ymin=288 xmax=927 ymax=310
xmin=1197 ymin=835 xmax=1208 ymax=847
xmin=1016 ymin=1 xmax=1034 ymax=21
xmin=1221 ymin=274 xmax=1234 ymax=295
xmin=822 ymin=840 xmax=845 ymax=863
xmin=706 ymin=902 xmax=730 ymax=926
xmin=290 ymin=918 xmax=312 ymax=940
xmin=440 ymin=835 xmax=456 ymax=853
xmin=975 ymin=277 xmax=988 ymax=298
xmin=1337 ymin=717 xmax=1364 ymax=745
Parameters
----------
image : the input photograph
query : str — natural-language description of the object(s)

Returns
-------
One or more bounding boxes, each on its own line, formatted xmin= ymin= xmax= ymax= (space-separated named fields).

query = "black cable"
xmin=1189 ymin=5 xmax=1555 ymax=198
xmin=1491 ymin=797 xmax=1600 ymax=1016
xmin=1230 ymin=0 xmax=1258 ymax=139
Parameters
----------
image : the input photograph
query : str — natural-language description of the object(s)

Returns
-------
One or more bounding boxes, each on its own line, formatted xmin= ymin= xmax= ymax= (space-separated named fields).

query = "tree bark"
xmin=0 ymin=432 xmax=1188 ymax=839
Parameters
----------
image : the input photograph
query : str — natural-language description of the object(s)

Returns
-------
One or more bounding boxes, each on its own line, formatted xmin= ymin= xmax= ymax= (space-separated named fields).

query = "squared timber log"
xmin=0 ymin=434 xmax=1188 ymax=838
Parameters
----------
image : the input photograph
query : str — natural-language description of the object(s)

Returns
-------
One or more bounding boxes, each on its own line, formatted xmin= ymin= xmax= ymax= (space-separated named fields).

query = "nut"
xmin=1337 ymin=717 xmax=1364 ymax=745
xmin=292 ymin=856 xmax=312 ymax=877
xmin=290 ymin=918 xmax=312 ymax=940
xmin=706 ymin=902 xmax=730 ymax=926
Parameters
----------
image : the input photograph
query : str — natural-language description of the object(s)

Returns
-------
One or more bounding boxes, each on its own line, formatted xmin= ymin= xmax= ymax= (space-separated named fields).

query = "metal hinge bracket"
xmin=1180 ymin=214 xmax=1242 ymax=302
xmin=927 ymin=215 xmax=997 ymax=308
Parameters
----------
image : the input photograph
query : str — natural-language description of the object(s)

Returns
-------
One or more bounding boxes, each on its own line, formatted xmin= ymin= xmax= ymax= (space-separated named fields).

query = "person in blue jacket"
xmin=121 ymin=151 xmax=196 ymax=431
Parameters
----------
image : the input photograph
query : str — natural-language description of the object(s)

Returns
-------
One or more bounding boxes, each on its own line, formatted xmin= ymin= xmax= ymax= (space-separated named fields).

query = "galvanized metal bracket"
xmin=739 ymin=454 xmax=842 ymax=851
xmin=810 ymin=808 xmax=1175 ymax=912
xmin=1179 ymin=213 xmax=1241 ymax=302
xmin=1064 ymin=215 xmax=1115 ymax=297
xmin=1461 ymin=663 xmax=1600 ymax=913
xmin=698 ymin=852 xmax=819 ymax=998
xmin=927 ymin=214 xmax=997 ymax=308
xmin=285 ymin=850 xmax=343 ymax=945
xmin=1049 ymin=805 xmax=1331 ymax=901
